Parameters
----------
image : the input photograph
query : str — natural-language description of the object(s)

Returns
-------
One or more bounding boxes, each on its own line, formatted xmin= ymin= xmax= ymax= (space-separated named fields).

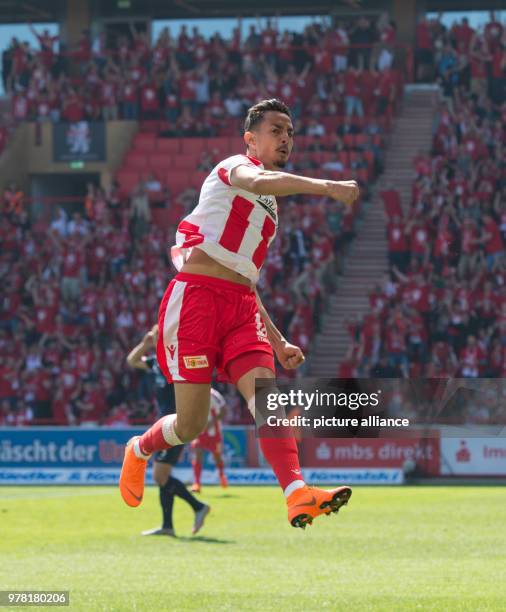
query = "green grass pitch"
xmin=1 ymin=486 xmax=505 ymax=611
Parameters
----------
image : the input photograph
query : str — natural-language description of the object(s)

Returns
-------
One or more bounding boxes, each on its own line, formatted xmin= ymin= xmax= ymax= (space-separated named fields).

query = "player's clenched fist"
xmin=275 ymin=341 xmax=306 ymax=370
xmin=326 ymin=180 xmax=360 ymax=206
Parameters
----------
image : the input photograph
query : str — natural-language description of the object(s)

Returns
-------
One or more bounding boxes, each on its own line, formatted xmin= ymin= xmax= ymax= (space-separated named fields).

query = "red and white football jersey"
xmin=171 ymin=154 xmax=278 ymax=283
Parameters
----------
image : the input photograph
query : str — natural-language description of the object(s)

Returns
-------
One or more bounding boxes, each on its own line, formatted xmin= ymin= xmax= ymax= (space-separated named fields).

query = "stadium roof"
xmin=0 ymin=0 xmax=503 ymax=24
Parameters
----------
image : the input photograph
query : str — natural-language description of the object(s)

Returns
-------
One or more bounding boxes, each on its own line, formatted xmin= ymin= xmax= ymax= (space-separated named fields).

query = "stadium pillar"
xmin=62 ymin=0 xmax=91 ymax=50
xmin=391 ymin=0 xmax=419 ymax=44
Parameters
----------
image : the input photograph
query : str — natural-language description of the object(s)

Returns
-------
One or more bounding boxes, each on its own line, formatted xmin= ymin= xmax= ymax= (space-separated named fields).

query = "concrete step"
xmin=309 ymin=87 xmax=432 ymax=375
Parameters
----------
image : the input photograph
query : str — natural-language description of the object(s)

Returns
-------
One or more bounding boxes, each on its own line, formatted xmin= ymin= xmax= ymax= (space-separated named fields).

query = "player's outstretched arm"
xmin=126 ymin=329 xmax=155 ymax=370
xmin=230 ymin=164 xmax=359 ymax=205
xmin=255 ymin=290 xmax=305 ymax=370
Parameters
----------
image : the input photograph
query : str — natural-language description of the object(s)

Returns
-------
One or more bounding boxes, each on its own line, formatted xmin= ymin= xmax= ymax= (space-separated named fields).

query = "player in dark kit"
xmin=127 ymin=325 xmax=210 ymax=536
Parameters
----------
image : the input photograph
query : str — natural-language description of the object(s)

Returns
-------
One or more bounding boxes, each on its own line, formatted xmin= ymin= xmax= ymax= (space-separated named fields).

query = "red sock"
xmin=258 ymin=434 xmax=303 ymax=491
xmin=215 ymin=459 xmax=225 ymax=478
xmin=192 ymin=460 xmax=202 ymax=485
xmin=138 ymin=417 xmax=173 ymax=455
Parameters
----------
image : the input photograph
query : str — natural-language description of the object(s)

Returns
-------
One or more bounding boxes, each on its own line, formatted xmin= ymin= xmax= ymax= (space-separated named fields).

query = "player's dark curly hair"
xmin=244 ymin=99 xmax=291 ymax=132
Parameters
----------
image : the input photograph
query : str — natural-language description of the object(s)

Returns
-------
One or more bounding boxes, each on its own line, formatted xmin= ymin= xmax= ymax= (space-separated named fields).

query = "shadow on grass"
xmin=176 ymin=535 xmax=235 ymax=545
xmin=214 ymin=493 xmax=240 ymax=499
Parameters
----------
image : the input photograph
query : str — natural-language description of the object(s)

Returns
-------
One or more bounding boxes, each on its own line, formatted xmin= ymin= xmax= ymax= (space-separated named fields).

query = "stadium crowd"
xmin=0 ymin=14 xmax=407 ymax=425
xmin=0 ymin=169 xmax=361 ymax=425
xmin=339 ymin=19 xmax=505 ymax=385
xmin=1 ymin=15 xmax=402 ymax=131
xmin=415 ymin=10 xmax=504 ymax=103
xmin=1 ymin=12 xmax=504 ymax=427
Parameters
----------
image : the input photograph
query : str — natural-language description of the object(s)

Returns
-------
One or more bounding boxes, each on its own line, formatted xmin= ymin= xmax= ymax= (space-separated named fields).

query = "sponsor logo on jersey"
xmin=256 ymin=195 xmax=278 ymax=223
xmin=183 ymin=355 xmax=209 ymax=369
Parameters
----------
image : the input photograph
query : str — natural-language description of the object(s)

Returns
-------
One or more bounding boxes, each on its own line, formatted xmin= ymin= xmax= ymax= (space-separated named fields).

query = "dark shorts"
xmin=155 ymin=445 xmax=184 ymax=465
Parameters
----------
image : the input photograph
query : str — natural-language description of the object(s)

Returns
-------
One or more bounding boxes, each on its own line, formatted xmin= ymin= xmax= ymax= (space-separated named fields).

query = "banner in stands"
xmin=53 ymin=121 xmax=106 ymax=162
xmin=0 ymin=427 xmax=403 ymax=485
xmin=0 ymin=468 xmax=403 ymax=486
xmin=300 ymin=438 xmax=440 ymax=476
xmin=0 ymin=426 xmax=247 ymax=471
xmin=440 ymin=438 xmax=506 ymax=476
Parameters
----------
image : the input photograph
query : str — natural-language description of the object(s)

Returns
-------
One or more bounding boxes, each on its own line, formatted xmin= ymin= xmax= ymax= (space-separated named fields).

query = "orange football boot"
xmin=287 ymin=485 xmax=352 ymax=529
xmin=119 ymin=436 xmax=149 ymax=507
xmin=219 ymin=474 xmax=228 ymax=488
xmin=191 ymin=483 xmax=201 ymax=493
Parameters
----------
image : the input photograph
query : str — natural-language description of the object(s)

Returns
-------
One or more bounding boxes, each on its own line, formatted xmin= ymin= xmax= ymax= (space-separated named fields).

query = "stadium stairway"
xmin=309 ymin=85 xmax=438 ymax=377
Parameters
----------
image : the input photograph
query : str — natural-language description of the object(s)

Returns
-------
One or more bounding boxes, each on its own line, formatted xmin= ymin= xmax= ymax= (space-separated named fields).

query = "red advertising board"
xmin=300 ymin=437 xmax=440 ymax=476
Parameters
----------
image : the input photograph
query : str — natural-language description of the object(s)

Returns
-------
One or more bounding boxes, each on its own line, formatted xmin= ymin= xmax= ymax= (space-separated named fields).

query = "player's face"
xmin=247 ymin=111 xmax=294 ymax=170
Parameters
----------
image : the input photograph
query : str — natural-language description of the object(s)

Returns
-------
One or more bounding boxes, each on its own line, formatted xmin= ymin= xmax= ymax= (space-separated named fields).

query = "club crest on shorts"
xmin=183 ymin=355 xmax=209 ymax=369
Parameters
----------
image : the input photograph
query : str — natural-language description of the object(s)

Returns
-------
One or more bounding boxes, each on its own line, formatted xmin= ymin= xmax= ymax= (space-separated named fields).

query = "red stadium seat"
xmin=166 ymin=172 xmax=192 ymax=196
xmin=148 ymin=153 xmax=172 ymax=172
xmin=372 ymin=134 xmax=384 ymax=147
xmin=343 ymin=135 xmax=356 ymax=149
xmin=293 ymin=135 xmax=308 ymax=149
xmin=337 ymin=151 xmax=349 ymax=166
xmin=321 ymin=116 xmax=336 ymax=132
xmin=125 ymin=152 xmax=149 ymax=169
xmin=139 ymin=120 xmax=159 ymax=133
xmin=205 ymin=137 xmax=230 ymax=155
xmin=363 ymin=150 xmax=375 ymax=169
xmin=133 ymin=133 xmax=157 ymax=153
xmin=190 ymin=172 xmax=208 ymax=189
xmin=151 ymin=206 xmax=169 ymax=228
xmin=181 ymin=139 xmax=205 ymax=155
xmin=228 ymin=137 xmax=244 ymax=154
xmin=157 ymin=138 xmax=181 ymax=154
xmin=356 ymin=168 xmax=369 ymax=183
xmin=309 ymin=151 xmax=323 ymax=165
xmin=320 ymin=152 xmax=336 ymax=164
xmin=348 ymin=151 xmax=361 ymax=164
xmin=173 ymin=154 xmax=198 ymax=170
xmin=354 ymin=134 xmax=368 ymax=149
xmin=116 ymin=170 xmax=140 ymax=194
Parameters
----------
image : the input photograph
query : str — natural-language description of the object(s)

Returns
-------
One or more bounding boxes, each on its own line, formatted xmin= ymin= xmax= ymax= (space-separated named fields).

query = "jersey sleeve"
xmin=216 ymin=155 xmax=262 ymax=187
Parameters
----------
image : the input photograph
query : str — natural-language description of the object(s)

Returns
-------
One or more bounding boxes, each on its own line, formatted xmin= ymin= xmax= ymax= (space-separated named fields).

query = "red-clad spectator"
xmin=416 ymin=18 xmax=433 ymax=80
xmin=460 ymin=335 xmax=485 ymax=377
xmin=140 ymin=80 xmax=160 ymax=119
xmin=451 ymin=18 xmax=475 ymax=53
xmin=102 ymin=403 xmax=130 ymax=427
xmin=61 ymin=89 xmax=84 ymax=122
xmin=387 ymin=215 xmax=408 ymax=271
xmin=484 ymin=12 xmax=503 ymax=52
xmin=314 ymin=41 xmax=332 ymax=74
xmin=73 ymin=379 xmax=106 ymax=424
xmin=12 ymin=92 xmax=29 ymax=120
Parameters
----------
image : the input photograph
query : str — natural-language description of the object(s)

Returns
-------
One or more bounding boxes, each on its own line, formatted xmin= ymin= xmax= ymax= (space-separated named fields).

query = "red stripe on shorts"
xmin=156 ymin=281 xmax=176 ymax=381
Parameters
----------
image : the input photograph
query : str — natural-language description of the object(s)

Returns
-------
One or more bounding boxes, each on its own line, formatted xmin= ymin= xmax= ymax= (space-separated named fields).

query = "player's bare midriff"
xmin=181 ymin=247 xmax=253 ymax=288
